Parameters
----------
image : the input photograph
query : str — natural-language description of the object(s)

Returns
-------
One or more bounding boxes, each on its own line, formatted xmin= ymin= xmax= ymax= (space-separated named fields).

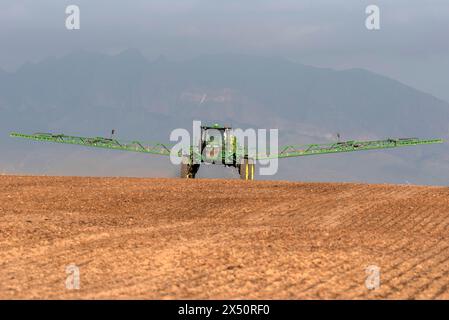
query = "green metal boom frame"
xmin=262 ymin=137 xmax=443 ymax=159
xmin=10 ymin=132 xmax=172 ymax=156
xmin=10 ymin=132 xmax=443 ymax=160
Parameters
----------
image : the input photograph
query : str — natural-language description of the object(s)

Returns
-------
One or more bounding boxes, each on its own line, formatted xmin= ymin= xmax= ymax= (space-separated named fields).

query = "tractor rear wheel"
xmin=180 ymin=162 xmax=191 ymax=179
xmin=180 ymin=157 xmax=199 ymax=179
xmin=239 ymin=158 xmax=255 ymax=180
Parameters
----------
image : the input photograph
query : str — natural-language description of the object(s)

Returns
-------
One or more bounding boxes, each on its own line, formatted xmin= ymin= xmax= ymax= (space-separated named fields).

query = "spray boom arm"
xmin=10 ymin=132 xmax=443 ymax=160
xmin=10 ymin=132 xmax=172 ymax=156
xmin=258 ymin=137 xmax=444 ymax=159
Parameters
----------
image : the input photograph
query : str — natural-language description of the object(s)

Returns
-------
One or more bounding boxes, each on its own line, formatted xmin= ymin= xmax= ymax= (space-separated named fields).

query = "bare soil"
xmin=1 ymin=175 xmax=449 ymax=299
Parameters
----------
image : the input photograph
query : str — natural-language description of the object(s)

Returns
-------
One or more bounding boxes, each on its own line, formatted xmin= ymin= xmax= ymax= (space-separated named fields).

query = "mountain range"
xmin=1 ymin=49 xmax=448 ymax=184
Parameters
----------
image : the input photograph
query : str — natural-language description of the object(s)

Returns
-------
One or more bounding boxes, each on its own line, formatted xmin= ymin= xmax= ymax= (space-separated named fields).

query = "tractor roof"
xmin=201 ymin=123 xmax=231 ymax=130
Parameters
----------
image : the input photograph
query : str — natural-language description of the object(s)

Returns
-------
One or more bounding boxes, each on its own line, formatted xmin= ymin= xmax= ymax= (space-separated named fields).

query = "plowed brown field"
xmin=1 ymin=175 xmax=449 ymax=299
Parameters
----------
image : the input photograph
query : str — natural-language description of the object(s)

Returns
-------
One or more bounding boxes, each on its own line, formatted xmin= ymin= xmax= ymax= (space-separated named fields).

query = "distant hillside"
xmin=1 ymin=50 xmax=448 ymax=184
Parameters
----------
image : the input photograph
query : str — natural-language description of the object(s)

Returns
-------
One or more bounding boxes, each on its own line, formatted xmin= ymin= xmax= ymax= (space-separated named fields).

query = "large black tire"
xmin=180 ymin=162 xmax=191 ymax=179
xmin=180 ymin=157 xmax=199 ymax=179
xmin=239 ymin=158 xmax=255 ymax=180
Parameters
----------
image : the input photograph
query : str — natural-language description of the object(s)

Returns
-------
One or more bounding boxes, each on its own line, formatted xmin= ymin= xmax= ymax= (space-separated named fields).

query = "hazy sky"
xmin=1 ymin=0 xmax=448 ymax=101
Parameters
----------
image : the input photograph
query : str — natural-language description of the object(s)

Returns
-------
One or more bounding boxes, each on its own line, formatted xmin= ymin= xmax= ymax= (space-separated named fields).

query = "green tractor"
xmin=10 ymin=123 xmax=443 ymax=180
xmin=180 ymin=123 xmax=255 ymax=180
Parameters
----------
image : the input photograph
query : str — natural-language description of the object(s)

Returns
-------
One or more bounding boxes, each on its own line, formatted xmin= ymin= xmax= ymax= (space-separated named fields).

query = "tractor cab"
xmin=200 ymin=124 xmax=235 ymax=164
xmin=180 ymin=123 xmax=254 ymax=179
